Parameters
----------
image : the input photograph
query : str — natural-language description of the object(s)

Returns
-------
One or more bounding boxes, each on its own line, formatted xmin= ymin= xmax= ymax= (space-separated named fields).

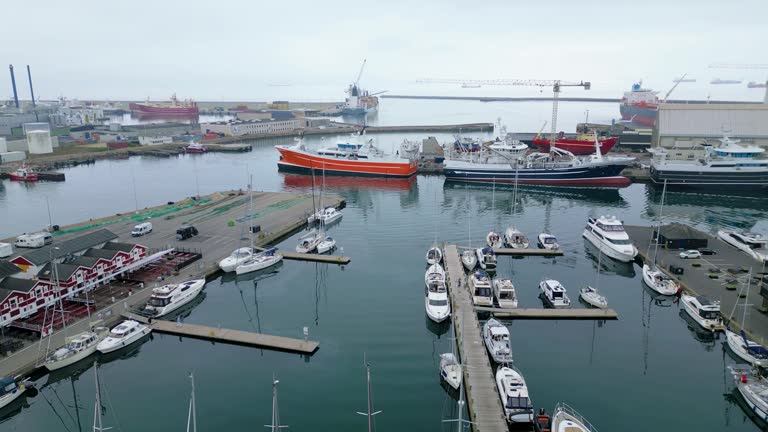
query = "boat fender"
xmin=742 ymin=374 xmax=748 ymax=384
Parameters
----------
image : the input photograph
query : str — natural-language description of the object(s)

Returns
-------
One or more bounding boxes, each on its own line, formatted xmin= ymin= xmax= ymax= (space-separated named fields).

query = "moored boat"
xmin=582 ymin=215 xmax=637 ymax=262
xmin=493 ymin=278 xmax=518 ymax=309
xmin=96 ymin=320 xmax=152 ymax=354
xmin=439 ymin=353 xmax=462 ymax=390
xmin=425 ymin=273 xmax=450 ymax=323
xmin=316 ymin=236 xmax=336 ymax=254
xmin=681 ymin=294 xmax=724 ymax=332
xmin=9 ymin=165 xmax=39 ymax=182
xmin=468 ymin=271 xmax=493 ymax=306
xmin=717 ymin=229 xmax=768 ymax=263
xmin=476 ymin=247 xmax=497 ymax=271
xmin=461 ymin=250 xmax=477 ymax=271
xmin=424 ymin=263 xmax=446 ymax=287
xmin=539 ymin=279 xmax=570 ymax=308
xmin=236 ymin=248 xmax=283 ymax=275
xmin=579 ymin=286 xmax=607 ymax=309
xmin=219 ymin=247 xmax=254 ymax=272
xmin=426 ymin=247 xmax=442 ymax=265
xmin=550 ymin=403 xmax=598 ymax=432
xmin=296 ymin=229 xmax=323 ymax=253
xmin=726 ymin=329 xmax=768 ymax=367
xmin=486 ymin=231 xmax=502 ymax=249
xmin=0 ymin=377 xmax=27 ymax=410
xmin=642 ymin=264 xmax=679 ymax=296
xmin=495 ymin=366 xmax=533 ymax=424
xmin=307 ymin=206 xmax=343 ymax=225
xmin=537 ymin=232 xmax=559 ymax=250
xmin=730 ymin=366 xmax=768 ymax=424
xmin=43 ymin=327 xmax=109 ymax=371
xmin=483 ymin=318 xmax=513 ymax=364
xmin=184 ymin=142 xmax=207 ymax=153
xmin=531 ymin=131 xmax=618 ymax=155
xmin=504 ymin=227 xmax=529 ymax=249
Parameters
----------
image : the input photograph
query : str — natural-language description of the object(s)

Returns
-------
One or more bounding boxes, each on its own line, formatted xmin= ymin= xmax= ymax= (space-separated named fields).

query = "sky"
xmin=2 ymin=0 xmax=767 ymax=102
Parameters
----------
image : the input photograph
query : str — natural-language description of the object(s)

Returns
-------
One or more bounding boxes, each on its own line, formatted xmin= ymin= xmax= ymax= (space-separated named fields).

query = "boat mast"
xmin=356 ymin=358 xmax=382 ymax=432
xmin=248 ymin=175 xmax=254 ymax=250
xmin=651 ymin=179 xmax=668 ymax=266
xmin=266 ymin=375 xmax=287 ymax=431
xmin=93 ymin=361 xmax=111 ymax=432
xmin=187 ymin=372 xmax=197 ymax=432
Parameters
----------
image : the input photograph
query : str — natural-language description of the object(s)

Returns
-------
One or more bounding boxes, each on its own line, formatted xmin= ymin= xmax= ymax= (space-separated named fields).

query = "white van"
xmin=15 ymin=233 xmax=46 ymax=248
xmin=131 ymin=222 xmax=153 ymax=237
xmin=0 ymin=242 xmax=12 ymax=258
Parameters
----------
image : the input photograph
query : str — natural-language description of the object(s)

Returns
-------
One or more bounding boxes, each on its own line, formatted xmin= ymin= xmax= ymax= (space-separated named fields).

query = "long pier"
xmin=444 ymin=245 xmax=507 ymax=432
xmin=492 ymin=248 xmax=564 ymax=256
xmin=475 ymin=307 xmax=618 ymax=320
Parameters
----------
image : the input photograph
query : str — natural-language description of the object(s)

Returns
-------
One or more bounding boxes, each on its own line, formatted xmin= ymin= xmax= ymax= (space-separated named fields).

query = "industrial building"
xmin=654 ymin=103 xmax=768 ymax=148
xmin=201 ymin=119 xmax=300 ymax=136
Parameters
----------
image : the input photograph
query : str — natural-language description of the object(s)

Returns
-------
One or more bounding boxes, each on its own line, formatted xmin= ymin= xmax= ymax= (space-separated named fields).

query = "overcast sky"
xmin=2 ymin=0 xmax=766 ymax=101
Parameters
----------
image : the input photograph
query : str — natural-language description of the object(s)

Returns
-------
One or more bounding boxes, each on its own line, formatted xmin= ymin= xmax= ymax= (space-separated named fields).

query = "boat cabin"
xmin=110 ymin=321 xmax=142 ymax=339
xmin=0 ymin=377 xmax=19 ymax=397
xmin=488 ymin=325 xmax=510 ymax=343
xmin=428 ymin=296 xmax=448 ymax=307
xmin=691 ymin=296 xmax=721 ymax=320
xmin=67 ymin=333 xmax=98 ymax=350
xmin=728 ymin=232 xmax=767 ymax=250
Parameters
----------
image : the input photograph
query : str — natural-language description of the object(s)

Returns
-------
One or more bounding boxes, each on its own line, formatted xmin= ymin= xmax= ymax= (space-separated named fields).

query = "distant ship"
xmin=619 ymin=82 xmax=659 ymax=127
xmin=129 ymin=94 xmax=199 ymax=115
xmin=673 ymin=77 xmax=696 ymax=83
xmin=341 ymin=59 xmax=380 ymax=116
xmin=531 ymin=131 xmax=618 ymax=156
xmin=748 ymin=81 xmax=768 ymax=89
xmin=710 ymin=78 xmax=742 ymax=85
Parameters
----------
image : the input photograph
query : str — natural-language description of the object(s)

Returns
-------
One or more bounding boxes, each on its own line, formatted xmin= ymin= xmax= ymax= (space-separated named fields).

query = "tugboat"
xmin=184 ymin=142 xmax=207 ymax=154
xmin=9 ymin=164 xmax=39 ymax=182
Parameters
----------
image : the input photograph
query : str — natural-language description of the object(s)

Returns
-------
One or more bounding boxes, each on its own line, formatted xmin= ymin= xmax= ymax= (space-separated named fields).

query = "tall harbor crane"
xmin=709 ymin=63 xmax=768 ymax=103
xmin=417 ymin=78 xmax=591 ymax=155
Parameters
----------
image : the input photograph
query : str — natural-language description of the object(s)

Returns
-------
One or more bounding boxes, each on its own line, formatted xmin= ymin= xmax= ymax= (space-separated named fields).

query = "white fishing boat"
xmin=308 ymin=206 xmax=343 ymax=225
xmin=426 ymin=247 xmax=442 ymax=265
xmin=425 ymin=272 xmax=450 ymax=323
xmin=486 ymin=231 xmax=502 ymax=249
xmin=476 ymin=247 xmax=497 ymax=271
xmin=483 ymin=318 xmax=513 ymax=364
xmin=235 ymin=248 xmax=283 ymax=275
xmin=642 ymin=264 xmax=679 ymax=296
xmin=0 ymin=377 xmax=26 ymax=410
xmin=144 ymin=279 xmax=205 ymax=317
xmin=296 ymin=229 xmax=323 ymax=253
xmin=539 ymin=279 xmax=570 ymax=308
xmin=439 ymin=353 xmax=462 ymax=390
xmin=550 ymin=403 xmax=597 ymax=432
xmin=730 ymin=366 xmax=768 ymax=424
xmin=96 ymin=320 xmax=152 ymax=354
xmin=461 ymin=250 xmax=477 ymax=271
xmin=537 ymin=233 xmax=559 ymax=250
xmin=495 ymin=366 xmax=533 ymax=424
xmin=681 ymin=294 xmax=724 ymax=332
xmin=43 ymin=327 xmax=109 ymax=371
xmin=219 ymin=247 xmax=254 ymax=272
xmin=727 ymin=330 xmax=768 ymax=367
xmin=469 ymin=271 xmax=493 ymax=306
xmin=504 ymin=227 xmax=530 ymax=249
xmin=579 ymin=286 xmax=607 ymax=309
xmin=718 ymin=230 xmax=768 ymax=263
xmin=493 ymin=278 xmax=518 ymax=308
xmin=316 ymin=236 xmax=336 ymax=254
xmin=582 ymin=215 xmax=637 ymax=262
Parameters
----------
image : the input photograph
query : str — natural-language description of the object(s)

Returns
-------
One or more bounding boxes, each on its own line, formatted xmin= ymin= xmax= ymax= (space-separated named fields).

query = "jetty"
xmin=254 ymin=247 xmax=351 ymax=265
xmin=475 ymin=307 xmax=618 ymax=320
xmin=492 ymin=248 xmax=564 ymax=256
xmin=443 ymin=244 xmax=507 ymax=432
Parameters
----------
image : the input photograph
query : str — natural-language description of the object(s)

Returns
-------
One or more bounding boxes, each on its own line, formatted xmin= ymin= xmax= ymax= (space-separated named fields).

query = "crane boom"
xmin=417 ymin=78 xmax=590 ymax=88
xmin=708 ymin=63 xmax=768 ymax=69
xmin=662 ymin=73 xmax=687 ymax=102
xmin=354 ymin=59 xmax=367 ymax=86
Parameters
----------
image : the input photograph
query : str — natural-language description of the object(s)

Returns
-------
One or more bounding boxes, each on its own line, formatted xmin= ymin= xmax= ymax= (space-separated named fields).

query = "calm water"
xmin=1 ymin=101 xmax=768 ymax=431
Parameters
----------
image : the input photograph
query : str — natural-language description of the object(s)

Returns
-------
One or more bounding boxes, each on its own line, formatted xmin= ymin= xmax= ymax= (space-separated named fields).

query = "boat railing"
xmin=555 ymin=403 xmax=598 ymax=432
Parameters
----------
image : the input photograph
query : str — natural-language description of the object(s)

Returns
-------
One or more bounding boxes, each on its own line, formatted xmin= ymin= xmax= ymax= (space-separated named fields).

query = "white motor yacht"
xmin=236 ymin=248 xmax=283 ymax=275
xmin=426 ymin=247 xmax=442 ymax=265
xmin=486 ymin=231 xmax=502 ymax=249
xmin=582 ymin=215 xmax=637 ymax=262
xmin=425 ymin=278 xmax=450 ymax=323
xmin=0 ymin=377 xmax=26 ymax=410
xmin=43 ymin=327 xmax=109 ymax=371
xmin=144 ymin=279 xmax=205 ymax=318
xmin=730 ymin=366 xmax=768 ymax=424
xmin=579 ymin=286 xmax=607 ymax=309
xmin=483 ymin=318 xmax=513 ymax=364
xmin=296 ymin=229 xmax=323 ymax=253
xmin=307 ymin=206 xmax=342 ymax=225
xmin=439 ymin=353 xmax=462 ymax=390
xmin=493 ymin=278 xmax=518 ymax=308
xmin=681 ymin=294 xmax=724 ymax=332
xmin=97 ymin=320 xmax=152 ymax=354
xmin=218 ymin=247 xmax=254 ymax=272
xmin=539 ymin=279 xmax=570 ymax=308
xmin=550 ymin=403 xmax=597 ymax=432
xmin=537 ymin=233 xmax=559 ymax=250
xmin=476 ymin=247 xmax=497 ymax=271
xmin=642 ymin=264 xmax=679 ymax=296
xmin=461 ymin=249 xmax=477 ymax=271
xmin=718 ymin=229 xmax=768 ymax=263
xmin=495 ymin=366 xmax=533 ymax=424
xmin=469 ymin=271 xmax=493 ymax=306
xmin=726 ymin=329 xmax=768 ymax=368
xmin=504 ymin=227 xmax=529 ymax=249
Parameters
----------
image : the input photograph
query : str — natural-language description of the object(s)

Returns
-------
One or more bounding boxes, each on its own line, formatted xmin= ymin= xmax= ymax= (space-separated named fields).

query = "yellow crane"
xmin=709 ymin=63 xmax=768 ymax=103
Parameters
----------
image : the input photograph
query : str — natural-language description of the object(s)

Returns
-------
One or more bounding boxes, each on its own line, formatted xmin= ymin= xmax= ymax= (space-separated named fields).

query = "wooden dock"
xmin=475 ymin=307 xmax=618 ymax=320
xmin=443 ymin=245 xmax=507 ymax=432
xmin=492 ymin=248 xmax=563 ymax=256
xmin=279 ymin=251 xmax=350 ymax=264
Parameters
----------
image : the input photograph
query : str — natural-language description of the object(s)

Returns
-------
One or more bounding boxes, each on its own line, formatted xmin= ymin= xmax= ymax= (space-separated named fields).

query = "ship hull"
xmin=129 ymin=102 xmax=199 ymax=115
xmin=9 ymin=174 xmax=38 ymax=182
xmin=277 ymin=147 xmax=417 ymax=178
xmin=444 ymin=162 xmax=631 ymax=187
xmin=650 ymin=165 xmax=768 ymax=190
xmin=531 ymin=137 xmax=618 ymax=155
xmin=620 ymin=104 xmax=657 ymax=126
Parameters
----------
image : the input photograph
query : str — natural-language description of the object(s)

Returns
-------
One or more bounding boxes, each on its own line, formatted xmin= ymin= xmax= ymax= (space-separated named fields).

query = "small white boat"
xmin=486 ymin=231 xmax=502 ymax=249
xmin=551 ymin=403 xmax=597 ymax=432
xmin=144 ymin=279 xmax=205 ymax=318
xmin=476 ymin=247 xmax=497 ymax=271
xmin=469 ymin=271 xmax=493 ymax=306
xmin=495 ymin=366 xmax=533 ymax=424
xmin=642 ymin=264 xmax=679 ymax=296
xmin=718 ymin=229 xmax=768 ymax=263
xmin=537 ymin=233 xmax=559 ymax=250
xmin=316 ymin=236 xmax=336 ymax=254
xmin=681 ymin=294 xmax=724 ymax=332
xmin=582 ymin=215 xmax=637 ymax=262
xmin=439 ymin=353 xmax=462 ymax=390
xmin=425 ymin=280 xmax=450 ymax=323
xmin=461 ymin=249 xmax=477 ymax=271
xmin=96 ymin=320 xmax=152 ymax=354
xmin=218 ymin=247 xmax=254 ymax=272
xmin=296 ymin=229 xmax=323 ymax=253
xmin=726 ymin=329 xmax=768 ymax=368
xmin=43 ymin=327 xmax=109 ymax=371
xmin=308 ymin=206 xmax=343 ymax=225
xmin=539 ymin=279 xmax=570 ymax=308
xmin=0 ymin=377 xmax=26 ymax=410
xmin=483 ymin=318 xmax=513 ymax=364
xmin=493 ymin=278 xmax=518 ymax=309
xmin=236 ymin=248 xmax=283 ymax=275
xmin=424 ymin=263 xmax=446 ymax=287
xmin=426 ymin=247 xmax=442 ymax=265
xmin=579 ymin=286 xmax=607 ymax=309
xmin=730 ymin=366 xmax=768 ymax=424
xmin=504 ymin=227 xmax=529 ymax=249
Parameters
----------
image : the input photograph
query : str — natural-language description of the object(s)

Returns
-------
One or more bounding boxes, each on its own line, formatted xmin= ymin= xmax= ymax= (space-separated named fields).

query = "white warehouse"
xmin=201 ymin=119 xmax=300 ymax=136
xmin=655 ymin=103 xmax=768 ymax=148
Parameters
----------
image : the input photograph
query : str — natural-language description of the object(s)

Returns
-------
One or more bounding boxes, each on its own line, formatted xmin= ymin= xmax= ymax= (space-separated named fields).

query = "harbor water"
xmin=1 ymin=100 xmax=768 ymax=431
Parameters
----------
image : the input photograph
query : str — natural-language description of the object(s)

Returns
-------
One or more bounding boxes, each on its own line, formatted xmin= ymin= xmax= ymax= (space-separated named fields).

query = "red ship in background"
xmin=129 ymin=93 xmax=199 ymax=116
xmin=532 ymin=130 xmax=618 ymax=155
xmin=619 ymin=82 xmax=659 ymax=126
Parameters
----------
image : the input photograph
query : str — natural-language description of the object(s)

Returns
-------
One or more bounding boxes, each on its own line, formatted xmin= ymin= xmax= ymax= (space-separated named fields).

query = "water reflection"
xmin=583 ymin=241 xmax=636 ymax=278
xmin=443 ymin=181 xmax=627 ymax=207
xmin=425 ymin=315 xmax=450 ymax=338
xmin=0 ymin=394 xmax=29 ymax=424
xmin=98 ymin=334 xmax=151 ymax=365
xmin=679 ymin=309 xmax=719 ymax=350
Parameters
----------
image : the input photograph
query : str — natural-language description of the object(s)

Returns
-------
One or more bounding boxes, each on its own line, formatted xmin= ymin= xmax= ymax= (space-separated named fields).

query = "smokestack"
xmin=26 ymin=65 xmax=36 ymax=108
xmin=9 ymin=64 xmax=19 ymax=109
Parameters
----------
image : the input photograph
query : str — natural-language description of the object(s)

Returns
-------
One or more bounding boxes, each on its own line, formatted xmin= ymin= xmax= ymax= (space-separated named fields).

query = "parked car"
xmin=176 ymin=225 xmax=199 ymax=241
xmin=679 ymin=250 xmax=702 ymax=259
xmin=131 ymin=222 xmax=153 ymax=237
xmin=699 ymin=248 xmax=717 ymax=256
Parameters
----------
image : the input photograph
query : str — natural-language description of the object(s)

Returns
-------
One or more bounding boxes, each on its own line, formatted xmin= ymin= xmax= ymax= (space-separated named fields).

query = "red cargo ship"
xmin=129 ymin=94 xmax=199 ymax=116
xmin=532 ymin=131 xmax=618 ymax=155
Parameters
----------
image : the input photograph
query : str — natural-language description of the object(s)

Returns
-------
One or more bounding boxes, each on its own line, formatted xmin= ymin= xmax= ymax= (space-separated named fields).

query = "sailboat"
xmin=579 ymin=247 xmax=608 ymax=309
xmin=486 ymin=178 xmax=502 ymax=249
xmin=316 ymin=164 xmax=338 ymax=254
xmin=297 ymin=167 xmax=324 ymax=253
xmin=356 ymin=360 xmax=382 ymax=432
xmin=642 ymin=179 xmax=679 ymax=296
xmin=440 ymin=328 xmax=462 ymax=390
xmin=265 ymin=376 xmax=287 ymax=432
xmin=220 ymin=178 xmax=256 ymax=272
xmin=726 ymin=271 xmax=768 ymax=367
xmin=503 ymin=165 xmax=529 ymax=249
xmin=187 ymin=373 xmax=197 ymax=432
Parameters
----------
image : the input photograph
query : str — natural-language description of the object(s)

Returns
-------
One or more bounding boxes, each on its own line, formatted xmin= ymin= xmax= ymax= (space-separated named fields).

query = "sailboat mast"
xmin=248 ymin=175 xmax=255 ymax=250
xmin=93 ymin=361 xmax=107 ymax=432
xmin=271 ymin=378 xmax=281 ymax=431
xmin=652 ymin=179 xmax=668 ymax=265
xmin=187 ymin=373 xmax=197 ymax=432
xmin=366 ymin=364 xmax=373 ymax=432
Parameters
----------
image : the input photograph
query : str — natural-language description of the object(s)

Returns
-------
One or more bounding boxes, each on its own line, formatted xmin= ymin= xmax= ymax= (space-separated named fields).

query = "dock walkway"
xmin=475 ymin=307 xmax=618 ymax=320
xmin=444 ymin=245 xmax=507 ymax=432
xmin=492 ymin=248 xmax=563 ymax=256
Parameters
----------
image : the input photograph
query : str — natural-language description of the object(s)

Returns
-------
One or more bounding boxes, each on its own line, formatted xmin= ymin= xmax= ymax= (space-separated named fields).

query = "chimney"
xmin=9 ymin=64 xmax=19 ymax=109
